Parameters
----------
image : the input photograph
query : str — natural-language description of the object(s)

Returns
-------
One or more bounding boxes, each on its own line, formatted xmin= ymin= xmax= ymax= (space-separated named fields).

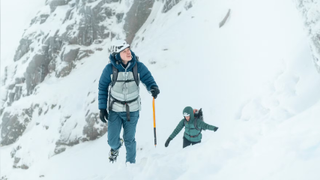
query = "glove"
xmin=165 ymin=137 xmax=172 ymax=147
xmin=194 ymin=108 xmax=202 ymax=118
xmin=198 ymin=108 xmax=203 ymax=117
xmin=150 ymin=86 xmax=160 ymax=99
xmin=213 ymin=127 xmax=219 ymax=132
xmin=99 ymin=109 xmax=108 ymax=123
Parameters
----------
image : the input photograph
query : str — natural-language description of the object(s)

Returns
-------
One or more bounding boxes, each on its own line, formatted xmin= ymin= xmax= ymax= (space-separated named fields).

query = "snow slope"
xmin=1 ymin=0 xmax=320 ymax=179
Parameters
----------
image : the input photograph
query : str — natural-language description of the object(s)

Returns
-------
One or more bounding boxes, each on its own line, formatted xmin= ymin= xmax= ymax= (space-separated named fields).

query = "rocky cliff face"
xmin=295 ymin=0 xmax=320 ymax=73
xmin=0 ymin=0 xmax=187 ymax=171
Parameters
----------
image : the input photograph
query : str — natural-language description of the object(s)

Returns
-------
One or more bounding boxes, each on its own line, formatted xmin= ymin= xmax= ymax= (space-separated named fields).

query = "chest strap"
xmin=184 ymin=132 xmax=201 ymax=138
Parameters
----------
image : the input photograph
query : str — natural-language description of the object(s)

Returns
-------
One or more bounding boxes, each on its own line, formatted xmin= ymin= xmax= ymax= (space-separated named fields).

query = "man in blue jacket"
xmin=98 ymin=40 xmax=160 ymax=163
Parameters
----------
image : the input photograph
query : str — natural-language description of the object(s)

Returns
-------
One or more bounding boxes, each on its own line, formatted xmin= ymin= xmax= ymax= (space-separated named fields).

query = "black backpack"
xmin=184 ymin=108 xmax=204 ymax=131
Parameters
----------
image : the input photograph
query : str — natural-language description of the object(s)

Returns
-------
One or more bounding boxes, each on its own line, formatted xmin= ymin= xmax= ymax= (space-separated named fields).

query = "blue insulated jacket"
xmin=98 ymin=51 xmax=158 ymax=110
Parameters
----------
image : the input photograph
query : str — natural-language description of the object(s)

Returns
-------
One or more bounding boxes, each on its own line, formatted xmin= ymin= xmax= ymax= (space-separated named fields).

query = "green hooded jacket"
xmin=169 ymin=106 xmax=218 ymax=142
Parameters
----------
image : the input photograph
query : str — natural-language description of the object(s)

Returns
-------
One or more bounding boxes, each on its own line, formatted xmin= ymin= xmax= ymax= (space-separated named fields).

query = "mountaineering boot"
xmin=109 ymin=149 xmax=119 ymax=163
xmin=109 ymin=138 xmax=124 ymax=163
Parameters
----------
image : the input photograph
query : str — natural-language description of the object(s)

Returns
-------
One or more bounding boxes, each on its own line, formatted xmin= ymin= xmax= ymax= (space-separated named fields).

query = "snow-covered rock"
xmin=1 ymin=0 xmax=179 ymax=170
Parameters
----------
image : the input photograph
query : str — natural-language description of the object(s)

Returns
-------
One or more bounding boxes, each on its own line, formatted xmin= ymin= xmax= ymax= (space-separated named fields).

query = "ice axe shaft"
xmin=152 ymin=98 xmax=157 ymax=147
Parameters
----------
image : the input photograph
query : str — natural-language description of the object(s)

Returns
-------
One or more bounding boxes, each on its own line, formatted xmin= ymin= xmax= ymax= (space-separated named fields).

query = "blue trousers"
xmin=108 ymin=110 xmax=139 ymax=163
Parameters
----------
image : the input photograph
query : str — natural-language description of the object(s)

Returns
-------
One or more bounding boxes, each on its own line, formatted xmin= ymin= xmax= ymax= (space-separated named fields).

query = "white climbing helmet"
xmin=110 ymin=40 xmax=130 ymax=54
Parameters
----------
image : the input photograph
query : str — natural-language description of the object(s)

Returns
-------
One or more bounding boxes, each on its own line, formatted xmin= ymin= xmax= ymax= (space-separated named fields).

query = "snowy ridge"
xmin=294 ymin=0 xmax=320 ymax=73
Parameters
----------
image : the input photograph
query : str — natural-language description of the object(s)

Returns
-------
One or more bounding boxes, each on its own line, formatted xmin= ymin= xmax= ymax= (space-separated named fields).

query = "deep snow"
xmin=1 ymin=0 xmax=320 ymax=179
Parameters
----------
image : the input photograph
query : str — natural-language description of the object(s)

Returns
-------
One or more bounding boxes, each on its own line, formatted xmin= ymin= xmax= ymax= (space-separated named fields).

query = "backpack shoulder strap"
xmin=133 ymin=62 xmax=139 ymax=86
xmin=111 ymin=65 xmax=118 ymax=87
xmin=194 ymin=117 xmax=200 ymax=131
xmin=112 ymin=62 xmax=139 ymax=87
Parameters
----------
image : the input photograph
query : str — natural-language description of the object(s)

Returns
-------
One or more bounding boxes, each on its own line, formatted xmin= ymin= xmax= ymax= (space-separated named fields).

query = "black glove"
xmin=198 ymin=108 xmax=203 ymax=117
xmin=165 ymin=137 xmax=172 ymax=147
xmin=150 ymin=86 xmax=160 ymax=99
xmin=213 ymin=127 xmax=219 ymax=132
xmin=99 ymin=109 xmax=108 ymax=123
xmin=194 ymin=108 xmax=203 ymax=118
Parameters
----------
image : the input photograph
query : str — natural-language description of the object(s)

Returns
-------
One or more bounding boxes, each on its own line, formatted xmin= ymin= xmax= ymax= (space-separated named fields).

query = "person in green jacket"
xmin=164 ymin=106 xmax=219 ymax=148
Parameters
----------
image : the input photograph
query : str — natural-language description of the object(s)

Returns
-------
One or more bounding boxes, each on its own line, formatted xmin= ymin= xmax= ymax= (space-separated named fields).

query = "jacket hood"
xmin=183 ymin=106 xmax=194 ymax=122
xmin=109 ymin=50 xmax=137 ymax=71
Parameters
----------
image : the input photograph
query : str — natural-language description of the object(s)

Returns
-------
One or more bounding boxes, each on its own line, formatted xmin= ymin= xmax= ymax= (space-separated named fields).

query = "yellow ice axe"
xmin=152 ymin=97 xmax=157 ymax=147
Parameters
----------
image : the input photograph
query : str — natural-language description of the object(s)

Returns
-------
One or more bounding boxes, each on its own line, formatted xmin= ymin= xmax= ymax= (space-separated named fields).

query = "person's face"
xmin=120 ymin=48 xmax=132 ymax=64
xmin=185 ymin=116 xmax=190 ymax=121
